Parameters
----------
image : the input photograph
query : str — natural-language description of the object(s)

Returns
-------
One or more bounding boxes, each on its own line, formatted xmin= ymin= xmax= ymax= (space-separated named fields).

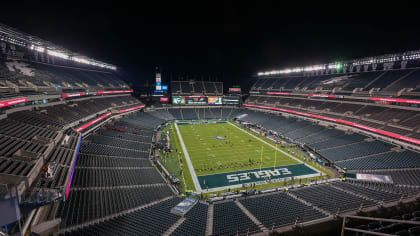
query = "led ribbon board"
xmin=307 ymin=94 xmax=335 ymax=98
xmin=243 ymin=104 xmax=420 ymax=145
xmin=96 ymin=90 xmax=133 ymax=95
xmin=266 ymin=92 xmax=291 ymax=95
xmin=119 ymin=105 xmax=146 ymax=113
xmin=0 ymin=97 xmax=27 ymax=108
xmin=370 ymin=97 xmax=420 ymax=104
xmin=61 ymin=93 xmax=85 ymax=98
xmin=75 ymin=112 xmax=112 ymax=132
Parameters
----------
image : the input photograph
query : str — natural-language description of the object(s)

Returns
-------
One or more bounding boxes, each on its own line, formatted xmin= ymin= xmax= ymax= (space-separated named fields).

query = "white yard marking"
xmin=227 ymin=122 xmax=322 ymax=175
xmin=174 ymin=123 xmax=202 ymax=192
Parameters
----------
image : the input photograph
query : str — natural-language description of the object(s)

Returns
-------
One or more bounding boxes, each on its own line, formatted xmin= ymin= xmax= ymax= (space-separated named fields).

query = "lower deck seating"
xmin=240 ymin=192 xmax=327 ymax=228
xmin=80 ymin=143 xmax=148 ymax=158
xmin=172 ymin=203 xmax=209 ymax=236
xmin=60 ymin=197 xmax=183 ymax=235
xmin=213 ymin=201 xmax=260 ymax=235
xmin=330 ymin=181 xmax=401 ymax=202
xmin=71 ymin=168 xmax=165 ymax=187
xmin=58 ymin=185 xmax=173 ymax=227
xmin=318 ymin=140 xmax=393 ymax=162
xmin=336 ymin=150 xmax=420 ymax=170
xmin=355 ymin=169 xmax=420 ymax=186
xmin=291 ymin=184 xmax=376 ymax=213
xmin=76 ymin=153 xmax=153 ymax=168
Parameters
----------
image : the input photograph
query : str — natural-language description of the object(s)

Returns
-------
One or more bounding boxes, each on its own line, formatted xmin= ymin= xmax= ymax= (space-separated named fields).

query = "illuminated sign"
xmin=266 ymin=92 xmax=291 ymax=95
xmin=156 ymin=70 xmax=162 ymax=91
xmin=172 ymin=97 xmax=185 ymax=105
xmin=307 ymin=94 xmax=335 ymax=98
xmin=161 ymin=85 xmax=168 ymax=91
xmin=119 ymin=105 xmax=146 ymax=113
xmin=0 ymin=97 xmax=27 ymax=108
xmin=223 ymin=96 xmax=240 ymax=105
xmin=208 ymin=96 xmax=223 ymax=105
xmin=96 ymin=90 xmax=133 ymax=95
xmin=186 ymin=96 xmax=207 ymax=105
xmin=75 ymin=112 xmax=112 ymax=132
xmin=160 ymin=97 xmax=169 ymax=102
xmin=61 ymin=93 xmax=85 ymax=98
xmin=229 ymin=88 xmax=241 ymax=92
xmin=243 ymin=104 xmax=420 ymax=145
xmin=370 ymin=97 xmax=420 ymax=104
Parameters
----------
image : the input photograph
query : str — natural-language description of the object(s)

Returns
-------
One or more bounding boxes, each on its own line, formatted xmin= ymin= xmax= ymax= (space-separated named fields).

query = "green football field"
xmin=177 ymin=122 xmax=299 ymax=176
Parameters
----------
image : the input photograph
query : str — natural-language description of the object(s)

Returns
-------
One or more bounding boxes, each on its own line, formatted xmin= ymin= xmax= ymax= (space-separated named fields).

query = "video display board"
xmin=229 ymin=88 xmax=241 ymax=93
xmin=185 ymin=96 xmax=207 ymax=105
xmin=173 ymin=96 xmax=240 ymax=105
xmin=208 ymin=96 xmax=223 ymax=105
xmin=172 ymin=96 xmax=185 ymax=105
xmin=223 ymin=96 xmax=240 ymax=105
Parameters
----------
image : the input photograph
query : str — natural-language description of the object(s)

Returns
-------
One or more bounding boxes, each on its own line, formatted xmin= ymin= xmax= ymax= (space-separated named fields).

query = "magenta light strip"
xmin=243 ymin=104 xmax=420 ymax=145
xmin=0 ymin=97 xmax=27 ymax=107
xmin=266 ymin=92 xmax=291 ymax=95
xmin=75 ymin=112 xmax=112 ymax=132
xmin=307 ymin=94 xmax=335 ymax=98
xmin=119 ymin=105 xmax=146 ymax=113
xmin=96 ymin=90 xmax=133 ymax=95
xmin=66 ymin=135 xmax=82 ymax=199
xmin=370 ymin=97 xmax=420 ymax=104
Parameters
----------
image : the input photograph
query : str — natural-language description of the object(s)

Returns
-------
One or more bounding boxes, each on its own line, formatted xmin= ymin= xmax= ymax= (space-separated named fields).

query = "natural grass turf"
xmin=165 ymin=121 xmax=333 ymax=196
xmin=177 ymin=122 xmax=299 ymax=176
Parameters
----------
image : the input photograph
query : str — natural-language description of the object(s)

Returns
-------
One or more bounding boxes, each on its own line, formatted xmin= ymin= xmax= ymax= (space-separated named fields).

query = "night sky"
xmin=1 ymin=3 xmax=419 ymax=90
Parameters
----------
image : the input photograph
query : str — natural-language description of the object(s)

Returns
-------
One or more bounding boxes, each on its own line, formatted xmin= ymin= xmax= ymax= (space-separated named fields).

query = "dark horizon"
xmin=1 ymin=3 xmax=419 ymax=89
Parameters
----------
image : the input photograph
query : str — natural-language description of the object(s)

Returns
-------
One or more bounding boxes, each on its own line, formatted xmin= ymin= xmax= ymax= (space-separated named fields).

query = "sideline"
xmin=174 ymin=122 xmax=203 ymax=192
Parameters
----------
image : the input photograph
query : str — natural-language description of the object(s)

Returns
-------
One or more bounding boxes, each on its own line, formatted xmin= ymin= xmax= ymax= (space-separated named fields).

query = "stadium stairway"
xmin=328 ymin=183 xmax=379 ymax=204
xmin=162 ymin=217 xmax=186 ymax=236
xmin=285 ymin=191 xmax=333 ymax=218
xmin=206 ymin=203 xmax=214 ymax=236
xmin=235 ymin=200 xmax=270 ymax=233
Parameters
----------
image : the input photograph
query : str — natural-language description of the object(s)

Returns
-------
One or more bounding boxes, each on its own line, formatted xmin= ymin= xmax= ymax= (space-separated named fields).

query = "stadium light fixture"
xmin=72 ymin=57 xmax=116 ymax=70
xmin=47 ymin=49 xmax=69 ymax=60
xmin=30 ymin=44 xmax=45 ymax=53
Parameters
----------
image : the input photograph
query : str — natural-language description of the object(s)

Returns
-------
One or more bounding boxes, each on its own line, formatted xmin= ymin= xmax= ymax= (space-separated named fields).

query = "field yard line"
xmin=174 ymin=122 xmax=203 ymax=192
xmin=227 ymin=122 xmax=322 ymax=175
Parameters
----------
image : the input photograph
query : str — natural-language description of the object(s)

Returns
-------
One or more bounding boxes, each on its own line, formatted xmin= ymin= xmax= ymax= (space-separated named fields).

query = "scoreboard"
xmin=229 ymin=87 xmax=241 ymax=93
xmin=208 ymin=96 xmax=223 ymax=105
xmin=223 ymin=96 xmax=240 ymax=105
xmin=172 ymin=96 xmax=239 ymax=105
xmin=185 ymin=96 xmax=207 ymax=105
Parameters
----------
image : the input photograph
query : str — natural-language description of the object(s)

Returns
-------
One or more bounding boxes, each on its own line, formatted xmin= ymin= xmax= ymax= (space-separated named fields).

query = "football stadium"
xmin=2 ymin=6 xmax=420 ymax=236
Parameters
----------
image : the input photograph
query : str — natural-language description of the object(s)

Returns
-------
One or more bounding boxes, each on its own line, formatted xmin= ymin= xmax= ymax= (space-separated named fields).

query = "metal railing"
xmin=341 ymin=215 xmax=420 ymax=236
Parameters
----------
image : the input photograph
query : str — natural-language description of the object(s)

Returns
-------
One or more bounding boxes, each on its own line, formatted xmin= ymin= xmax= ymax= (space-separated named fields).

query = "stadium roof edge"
xmin=0 ymin=22 xmax=117 ymax=70
xmin=257 ymin=49 xmax=420 ymax=76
